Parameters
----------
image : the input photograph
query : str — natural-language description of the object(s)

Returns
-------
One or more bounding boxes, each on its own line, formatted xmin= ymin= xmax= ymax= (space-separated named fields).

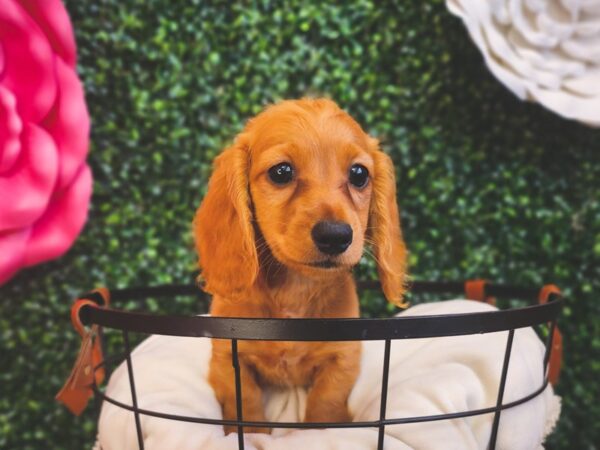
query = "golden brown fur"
xmin=193 ymin=98 xmax=407 ymax=433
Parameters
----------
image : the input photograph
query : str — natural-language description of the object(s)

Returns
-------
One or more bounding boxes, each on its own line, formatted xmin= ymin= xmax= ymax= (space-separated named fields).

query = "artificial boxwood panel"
xmin=0 ymin=1 xmax=598 ymax=448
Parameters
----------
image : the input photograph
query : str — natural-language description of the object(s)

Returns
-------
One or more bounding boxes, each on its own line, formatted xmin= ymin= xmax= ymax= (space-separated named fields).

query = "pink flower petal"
xmin=24 ymin=164 xmax=92 ymax=266
xmin=19 ymin=0 xmax=77 ymax=67
xmin=0 ymin=124 xmax=58 ymax=231
xmin=42 ymin=57 xmax=90 ymax=191
xmin=0 ymin=0 xmax=57 ymax=123
xmin=0 ymin=0 xmax=92 ymax=285
xmin=0 ymin=227 xmax=29 ymax=285
xmin=0 ymin=85 xmax=23 ymax=174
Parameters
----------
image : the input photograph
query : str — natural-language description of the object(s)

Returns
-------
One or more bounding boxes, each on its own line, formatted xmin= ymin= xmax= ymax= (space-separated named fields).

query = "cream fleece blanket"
xmin=96 ymin=300 xmax=561 ymax=450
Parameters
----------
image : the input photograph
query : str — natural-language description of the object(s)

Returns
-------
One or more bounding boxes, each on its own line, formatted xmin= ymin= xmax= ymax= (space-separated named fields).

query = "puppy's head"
xmin=194 ymin=98 xmax=407 ymax=306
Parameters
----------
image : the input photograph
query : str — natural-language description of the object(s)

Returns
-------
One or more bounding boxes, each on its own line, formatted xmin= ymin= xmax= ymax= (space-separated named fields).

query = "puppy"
xmin=193 ymin=98 xmax=407 ymax=434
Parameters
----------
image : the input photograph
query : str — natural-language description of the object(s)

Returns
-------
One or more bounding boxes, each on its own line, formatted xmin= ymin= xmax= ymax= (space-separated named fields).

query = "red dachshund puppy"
xmin=193 ymin=98 xmax=407 ymax=434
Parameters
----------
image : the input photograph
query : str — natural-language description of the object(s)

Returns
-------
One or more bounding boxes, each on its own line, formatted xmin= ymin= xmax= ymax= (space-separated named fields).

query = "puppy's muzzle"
xmin=311 ymin=221 xmax=353 ymax=255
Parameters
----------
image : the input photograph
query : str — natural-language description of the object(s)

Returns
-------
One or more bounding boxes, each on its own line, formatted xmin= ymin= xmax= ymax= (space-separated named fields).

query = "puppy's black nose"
xmin=311 ymin=221 xmax=353 ymax=255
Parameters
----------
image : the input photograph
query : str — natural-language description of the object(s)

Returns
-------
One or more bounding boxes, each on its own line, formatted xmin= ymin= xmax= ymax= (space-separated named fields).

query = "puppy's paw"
xmin=305 ymin=406 xmax=352 ymax=424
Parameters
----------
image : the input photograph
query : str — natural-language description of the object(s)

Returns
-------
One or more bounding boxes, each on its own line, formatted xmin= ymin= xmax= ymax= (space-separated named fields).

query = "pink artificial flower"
xmin=0 ymin=0 xmax=92 ymax=285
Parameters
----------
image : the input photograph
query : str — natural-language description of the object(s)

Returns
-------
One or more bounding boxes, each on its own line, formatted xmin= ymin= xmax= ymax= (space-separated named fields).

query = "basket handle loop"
xmin=78 ymin=288 xmax=110 ymax=384
xmin=538 ymin=285 xmax=563 ymax=386
xmin=464 ymin=279 xmax=496 ymax=306
xmin=70 ymin=299 xmax=98 ymax=338
xmin=82 ymin=287 xmax=111 ymax=307
xmin=57 ymin=288 xmax=111 ymax=415
xmin=70 ymin=287 xmax=111 ymax=335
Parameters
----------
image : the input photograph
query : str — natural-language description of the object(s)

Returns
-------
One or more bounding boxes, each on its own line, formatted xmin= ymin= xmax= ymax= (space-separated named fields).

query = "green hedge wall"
xmin=1 ymin=1 xmax=598 ymax=448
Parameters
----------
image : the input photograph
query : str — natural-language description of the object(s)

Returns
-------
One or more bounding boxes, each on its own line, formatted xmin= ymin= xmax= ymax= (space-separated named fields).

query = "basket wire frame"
xmin=81 ymin=281 xmax=562 ymax=450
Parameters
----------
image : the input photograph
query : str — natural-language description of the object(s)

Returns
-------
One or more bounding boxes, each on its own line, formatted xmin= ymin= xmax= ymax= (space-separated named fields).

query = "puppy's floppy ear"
xmin=193 ymin=141 xmax=258 ymax=298
xmin=368 ymin=139 xmax=409 ymax=308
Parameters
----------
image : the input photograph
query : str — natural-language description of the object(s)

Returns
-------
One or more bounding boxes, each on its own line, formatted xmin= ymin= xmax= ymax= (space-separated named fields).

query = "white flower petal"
xmin=446 ymin=0 xmax=600 ymax=127
xmin=563 ymin=68 xmax=600 ymax=95
xmin=561 ymin=33 xmax=600 ymax=61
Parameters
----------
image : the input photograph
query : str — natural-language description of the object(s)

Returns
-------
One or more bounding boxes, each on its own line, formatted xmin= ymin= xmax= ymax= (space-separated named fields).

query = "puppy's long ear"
xmin=368 ymin=140 xmax=408 ymax=308
xmin=193 ymin=141 xmax=258 ymax=298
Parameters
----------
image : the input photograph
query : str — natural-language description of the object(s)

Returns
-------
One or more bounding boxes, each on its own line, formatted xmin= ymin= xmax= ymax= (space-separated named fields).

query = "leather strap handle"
xmin=538 ymin=285 xmax=563 ymax=386
xmin=464 ymin=279 xmax=496 ymax=306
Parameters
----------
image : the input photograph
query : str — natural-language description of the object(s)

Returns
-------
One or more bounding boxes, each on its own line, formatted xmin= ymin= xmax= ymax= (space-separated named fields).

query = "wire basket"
xmin=70 ymin=280 xmax=563 ymax=450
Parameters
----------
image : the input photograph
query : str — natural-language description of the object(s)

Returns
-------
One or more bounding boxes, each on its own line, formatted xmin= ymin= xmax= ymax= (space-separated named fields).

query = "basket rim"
xmin=84 ymin=280 xmax=562 ymax=450
xmin=79 ymin=280 xmax=563 ymax=341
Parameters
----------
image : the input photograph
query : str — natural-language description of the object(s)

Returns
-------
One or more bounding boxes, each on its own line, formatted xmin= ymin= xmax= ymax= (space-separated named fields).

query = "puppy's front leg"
xmin=304 ymin=342 xmax=361 ymax=424
xmin=209 ymin=346 xmax=270 ymax=435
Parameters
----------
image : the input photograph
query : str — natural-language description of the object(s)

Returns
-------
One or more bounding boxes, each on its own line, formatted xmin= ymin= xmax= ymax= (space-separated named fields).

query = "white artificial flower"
xmin=447 ymin=0 xmax=600 ymax=126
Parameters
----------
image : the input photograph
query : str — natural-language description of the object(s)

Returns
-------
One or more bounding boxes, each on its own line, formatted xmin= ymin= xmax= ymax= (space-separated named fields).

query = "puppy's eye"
xmin=268 ymin=162 xmax=294 ymax=185
xmin=348 ymin=164 xmax=369 ymax=188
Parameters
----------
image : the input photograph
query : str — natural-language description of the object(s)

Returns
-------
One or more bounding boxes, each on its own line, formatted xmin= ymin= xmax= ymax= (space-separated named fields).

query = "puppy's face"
xmin=247 ymin=101 xmax=374 ymax=276
xmin=194 ymin=98 xmax=407 ymax=306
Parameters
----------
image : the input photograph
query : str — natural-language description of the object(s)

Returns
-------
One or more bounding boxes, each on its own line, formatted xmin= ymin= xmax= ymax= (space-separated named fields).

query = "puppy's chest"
xmin=244 ymin=341 xmax=319 ymax=387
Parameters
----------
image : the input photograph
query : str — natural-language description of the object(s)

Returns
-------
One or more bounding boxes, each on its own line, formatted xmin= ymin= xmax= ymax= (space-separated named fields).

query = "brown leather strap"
xmin=70 ymin=299 xmax=97 ymax=338
xmin=93 ymin=287 xmax=111 ymax=306
xmin=464 ymin=279 xmax=496 ymax=306
xmin=70 ymin=288 xmax=111 ymax=385
xmin=58 ymin=288 xmax=113 ymax=415
xmin=538 ymin=285 xmax=562 ymax=386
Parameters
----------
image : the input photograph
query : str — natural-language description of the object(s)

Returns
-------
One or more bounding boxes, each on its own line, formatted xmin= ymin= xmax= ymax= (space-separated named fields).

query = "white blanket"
xmin=96 ymin=300 xmax=561 ymax=450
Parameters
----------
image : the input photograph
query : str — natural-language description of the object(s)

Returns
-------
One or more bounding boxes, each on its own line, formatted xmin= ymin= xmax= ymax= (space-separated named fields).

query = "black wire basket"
xmin=70 ymin=280 xmax=563 ymax=450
